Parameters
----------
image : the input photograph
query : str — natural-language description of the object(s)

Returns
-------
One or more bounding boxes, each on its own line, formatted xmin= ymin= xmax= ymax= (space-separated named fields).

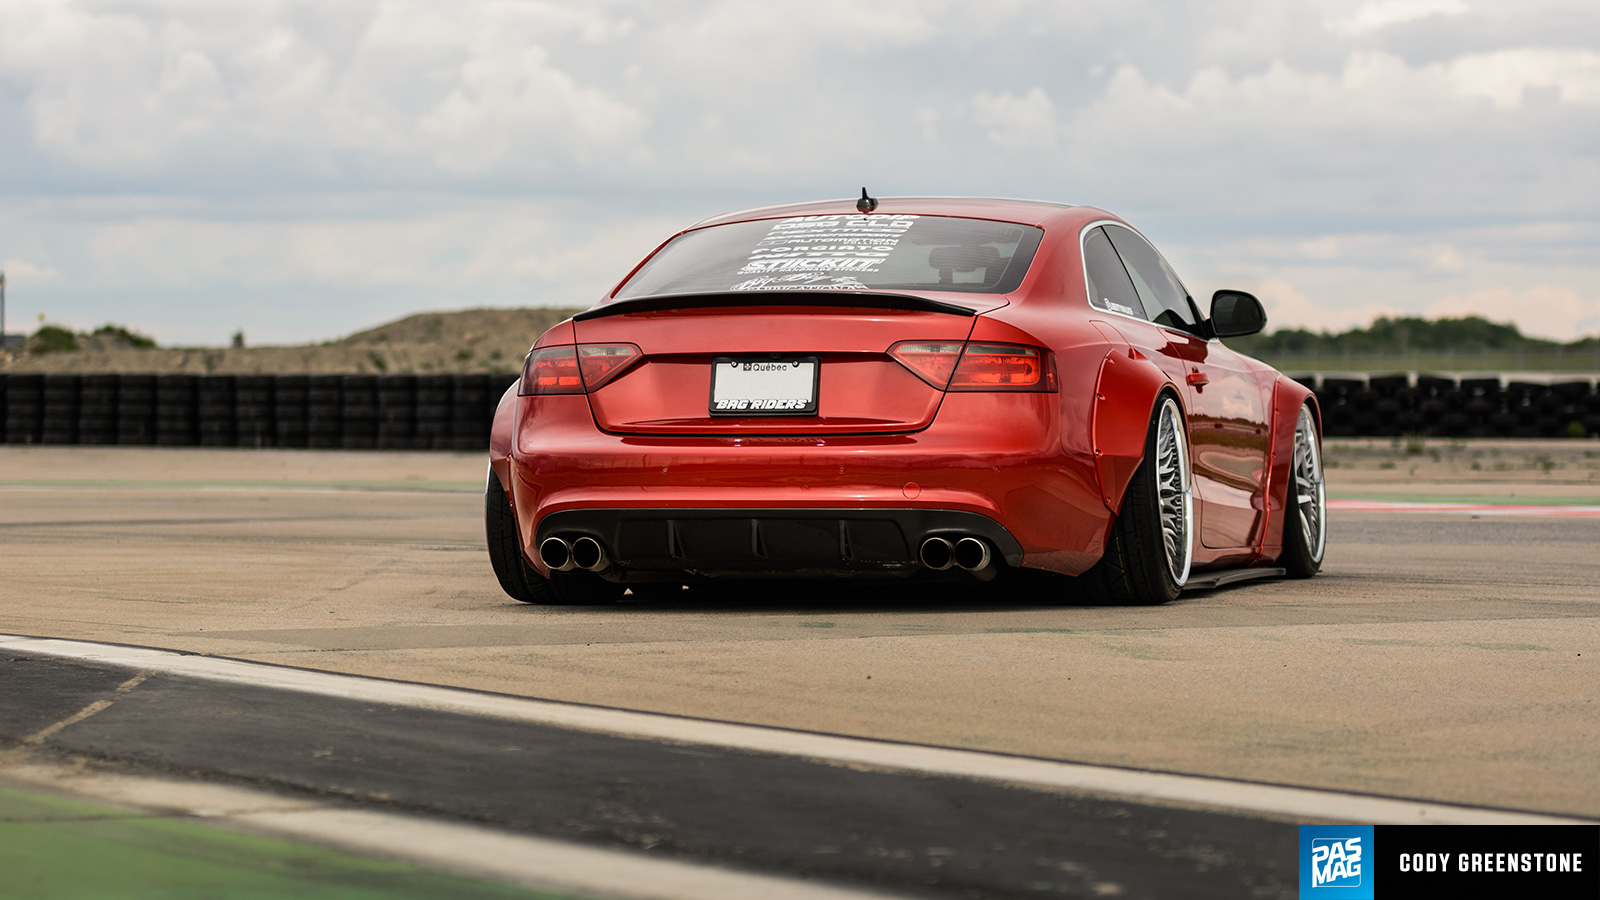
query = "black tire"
xmin=1280 ymin=404 xmax=1326 ymax=578
xmin=484 ymin=469 xmax=622 ymax=605
xmin=1082 ymin=394 xmax=1191 ymax=605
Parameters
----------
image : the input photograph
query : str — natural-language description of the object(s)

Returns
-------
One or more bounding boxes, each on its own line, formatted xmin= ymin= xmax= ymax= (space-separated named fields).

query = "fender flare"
xmin=489 ymin=382 xmax=518 ymax=496
xmin=1091 ymin=350 xmax=1181 ymax=514
xmin=1258 ymin=378 xmax=1320 ymax=560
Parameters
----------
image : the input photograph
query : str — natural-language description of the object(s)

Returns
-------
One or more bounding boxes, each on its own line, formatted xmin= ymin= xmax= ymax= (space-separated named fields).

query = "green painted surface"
xmin=0 ymin=786 xmax=578 ymax=900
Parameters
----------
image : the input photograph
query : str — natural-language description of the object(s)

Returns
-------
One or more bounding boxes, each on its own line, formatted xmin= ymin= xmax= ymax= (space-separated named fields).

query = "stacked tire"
xmin=377 ymin=375 xmax=418 ymax=449
xmin=116 ymin=375 xmax=158 ymax=445
xmin=235 ymin=376 xmax=275 ymax=448
xmin=415 ymin=375 xmax=454 ymax=449
xmin=4 ymin=374 xmax=43 ymax=444
xmin=198 ymin=376 xmax=237 ymax=447
xmin=450 ymin=374 xmax=495 ymax=450
xmin=40 ymin=374 xmax=81 ymax=445
xmin=306 ymin=376 xmax=342 ymax=449
xmin=273 ymin=375 xmax=309 ymax=448
xmin=155 ymin=375 xmax=199 ymax=446
xmin=78 ymin=374 xmax=119 ymax=445
xmin=339 ymin=375 xmax=379 ymax=449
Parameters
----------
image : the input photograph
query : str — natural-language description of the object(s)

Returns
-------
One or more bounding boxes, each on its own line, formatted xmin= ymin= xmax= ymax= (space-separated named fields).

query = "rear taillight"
xmin=520 ymin=346 xmax=583 ymax=395
xmin=519 ymin=344 xmax=641 ymax=396
xmin=577 ymin=343 xmax=641 ymax=389
xmin=890 ymin=341 xmax=1056 ymax=392
xmin=890 ymin=342 xmax=965 ymax=389
xmin=949 ymin=343 xmax=1056 ymax=391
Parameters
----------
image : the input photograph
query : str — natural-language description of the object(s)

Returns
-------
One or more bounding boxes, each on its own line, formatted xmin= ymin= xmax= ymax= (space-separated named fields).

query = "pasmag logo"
xmin=1299 ymin=826 xmax=1375 ymax=899
xmin=1312 ymin=837 xmax=1362 ymax=887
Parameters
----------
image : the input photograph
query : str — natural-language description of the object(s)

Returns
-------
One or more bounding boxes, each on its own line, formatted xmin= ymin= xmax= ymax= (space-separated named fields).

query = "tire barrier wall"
xmin=1301 ymin=374 xmax=1600 ymax=439
xmin=2 ymin=372 xmax=1596 ymax=446
xmin=2 ymin=373 xmax=517 ymax=448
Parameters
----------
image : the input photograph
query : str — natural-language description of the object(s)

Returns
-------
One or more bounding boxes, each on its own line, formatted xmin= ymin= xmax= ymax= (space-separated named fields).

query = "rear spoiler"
xmin=573 ymin=290 xmax=980 ymax=321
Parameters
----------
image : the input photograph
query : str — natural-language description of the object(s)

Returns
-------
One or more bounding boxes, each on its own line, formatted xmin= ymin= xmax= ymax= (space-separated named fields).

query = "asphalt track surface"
xmin=2 ymin=446 xmax=1598 ymax=898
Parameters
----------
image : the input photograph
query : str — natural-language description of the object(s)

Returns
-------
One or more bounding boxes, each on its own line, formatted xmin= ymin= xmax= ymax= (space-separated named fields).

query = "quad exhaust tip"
xmin=953 ymin=536 xmax=992 ymax=572
xmin=919 ymin=536 xmax=956 ymax=571
xmin=541 ymin=535 xmax=609 ymax=572
xmin=921 ymin=535 xmax=996 ymax=579
xmin=570 ymin=536 xmax=607 ymax=572
xmin=539 ymin=536 xmax=576 ymax=571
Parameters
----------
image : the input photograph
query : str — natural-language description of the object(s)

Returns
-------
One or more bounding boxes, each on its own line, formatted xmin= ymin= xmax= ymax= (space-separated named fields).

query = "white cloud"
xmin=2 ymin=0 xmax=1600 ymax=342
xmin=1426 ymin=287 xmax=1600 ymax=341
xmin=1252 ymin=279 xmax=1406 ymax=333
xmin=1331 ymin=0 xmax=1468 ymax=36
xmin=973 ymin=87 xmax=1059 ymax=151
xmin=0 ymin=0 xmax=648 ymax=181
xmin=1445 ymin=48 xmax=1600 ymax=108
xmin=1 ymin=259 xmax=59 ymax=283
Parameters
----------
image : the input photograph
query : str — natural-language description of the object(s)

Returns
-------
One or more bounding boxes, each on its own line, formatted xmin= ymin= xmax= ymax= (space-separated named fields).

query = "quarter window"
xmin=1104 ymin=225 xmax=1199 ymax=333
xmin=1082 ymin=227 xmax=1147 ymax=319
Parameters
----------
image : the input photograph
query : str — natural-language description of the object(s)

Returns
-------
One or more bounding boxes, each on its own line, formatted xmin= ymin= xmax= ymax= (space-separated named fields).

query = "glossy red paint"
xmin=488 ymin=197 xmax=1314 ymax=586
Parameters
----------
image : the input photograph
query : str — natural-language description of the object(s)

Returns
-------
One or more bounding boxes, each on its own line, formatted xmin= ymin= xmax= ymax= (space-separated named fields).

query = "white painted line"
xmin=1330 ymin=499 xmax=1600 ymax=517
xmin=3 ymin=634 xmax=1590 ymax=827
xmin=0 ymin=760 xmax=895 ymax=900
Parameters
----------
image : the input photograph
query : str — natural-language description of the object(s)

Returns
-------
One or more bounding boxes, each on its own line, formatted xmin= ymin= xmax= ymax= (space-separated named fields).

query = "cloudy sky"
xmin=2 ymin=0 xmax=1598 ymax=345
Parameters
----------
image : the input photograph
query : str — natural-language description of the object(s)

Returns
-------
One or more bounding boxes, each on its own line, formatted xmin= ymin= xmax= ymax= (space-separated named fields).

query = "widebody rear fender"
xmin=489 ymin=382 xmax=518 ymax=497
xmin=1257 ymin=378 xmax=1319 ymax=562
xmin=1091 ymin=350 xmax=1179 ymax=515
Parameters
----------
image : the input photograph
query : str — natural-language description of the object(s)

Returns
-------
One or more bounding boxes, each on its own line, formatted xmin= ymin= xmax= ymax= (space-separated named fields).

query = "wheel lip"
xmin=1293 ymin=405 xmax=1327 ymax=564
xmin=1155 ymin=396 xmax=1193 ymax=586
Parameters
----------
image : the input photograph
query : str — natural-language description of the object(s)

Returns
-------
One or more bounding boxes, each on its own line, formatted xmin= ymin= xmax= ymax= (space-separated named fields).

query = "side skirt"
xmin=1182 ymin=567 xmax=1286 ymax=591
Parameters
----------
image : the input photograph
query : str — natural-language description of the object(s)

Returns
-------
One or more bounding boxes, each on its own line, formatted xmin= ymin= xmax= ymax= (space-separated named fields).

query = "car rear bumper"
xmin=503 ymin=393 xmax=1111 ymax=578
xmin=535 ymin=507 xmax=1024 ymax=582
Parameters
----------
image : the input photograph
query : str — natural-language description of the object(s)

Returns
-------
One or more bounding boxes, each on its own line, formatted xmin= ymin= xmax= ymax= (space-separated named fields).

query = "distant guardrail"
xmin=2 ymin=371 xmax=1597 ymax=445
xmin=1 ymin=373 xmax=516 ymax=449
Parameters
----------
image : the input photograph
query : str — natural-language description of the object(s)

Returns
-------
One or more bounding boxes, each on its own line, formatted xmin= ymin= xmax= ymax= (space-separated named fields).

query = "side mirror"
xmin=1209 ymin=290 xmax=1266 ymax=338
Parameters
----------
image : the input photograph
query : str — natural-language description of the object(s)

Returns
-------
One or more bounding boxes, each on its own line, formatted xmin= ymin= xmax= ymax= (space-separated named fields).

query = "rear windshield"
xmin=615 ymin=215 xmax=1044 ymax=298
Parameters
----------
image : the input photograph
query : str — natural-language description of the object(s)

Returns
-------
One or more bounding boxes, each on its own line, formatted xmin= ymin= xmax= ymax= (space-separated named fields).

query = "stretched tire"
xmin=1082 ymin=394 xmax=1192 ymax=605
xmin=484 ymin=469 xmax=622 ymax=605
xmin=1280 ymin=403 xmax=1326 ymax=578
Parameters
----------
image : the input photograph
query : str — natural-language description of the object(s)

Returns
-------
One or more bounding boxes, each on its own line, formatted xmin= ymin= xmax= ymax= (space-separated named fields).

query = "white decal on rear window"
xmin=731 ymin=215 xmax=918 ymax=290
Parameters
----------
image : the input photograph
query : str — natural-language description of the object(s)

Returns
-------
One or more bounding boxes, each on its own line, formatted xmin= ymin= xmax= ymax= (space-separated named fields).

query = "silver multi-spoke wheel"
xmin=1154 ymin=397 xmax=1193 ymax=586
xmin=1291 ymin=405 xmax=1326 ymax=565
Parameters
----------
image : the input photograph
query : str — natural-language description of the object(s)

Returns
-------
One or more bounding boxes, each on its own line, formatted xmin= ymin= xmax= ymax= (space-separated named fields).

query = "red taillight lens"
xmin=577 ymin=343 xmax=641 ymax=390
xmin=890 ymin=342 xmax=966 ymax=389
xmin=891 ymin=340 xmax=1056 ymax=392
xmin=519 ymin=346 xmax=583 ymax=395
xmin=950 ymin=343 xmax=1056 ymax=391
xmin=519 ymin=343 xmax=642 ymax=396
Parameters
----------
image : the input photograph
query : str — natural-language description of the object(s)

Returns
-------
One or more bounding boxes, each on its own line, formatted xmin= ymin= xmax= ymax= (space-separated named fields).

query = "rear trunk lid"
xmin=571 ymin=296 xmax=992 ymax=435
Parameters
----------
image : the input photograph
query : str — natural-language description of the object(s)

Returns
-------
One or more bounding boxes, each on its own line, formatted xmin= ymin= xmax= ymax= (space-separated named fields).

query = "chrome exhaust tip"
xmin=953 ymin=537 xmax=992 ymax=572
xmin=570 ymin=536 xmax=608 ymax=572
xmin=919 ymin=536 xmax=955 ymax=571
xmin=954 ymin=536 xmax=996 ymax=581
xmin=539 ymin=536 xmax=575 ymax=571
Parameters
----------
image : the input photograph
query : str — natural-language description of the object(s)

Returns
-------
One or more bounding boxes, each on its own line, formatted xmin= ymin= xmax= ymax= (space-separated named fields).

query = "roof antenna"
xmin=856 ymin=187 xmax=878 ymax=214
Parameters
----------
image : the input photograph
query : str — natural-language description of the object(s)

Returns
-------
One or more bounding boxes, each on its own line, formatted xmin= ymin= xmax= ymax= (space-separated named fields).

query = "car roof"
xmin=689 ymin=196 xmax=1084 ymax=230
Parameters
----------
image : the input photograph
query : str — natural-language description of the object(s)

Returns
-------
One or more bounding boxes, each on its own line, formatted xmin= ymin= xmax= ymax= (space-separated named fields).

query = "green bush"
xmin=92 ymin=324 xmax=158 ymax=348
xmin=28 ymin=325 xmax=80 ymax=353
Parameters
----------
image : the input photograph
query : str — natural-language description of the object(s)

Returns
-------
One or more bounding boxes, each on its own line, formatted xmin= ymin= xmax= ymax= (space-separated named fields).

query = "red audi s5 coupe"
xmin=486 ymin=195 xmax=1326 ymax=605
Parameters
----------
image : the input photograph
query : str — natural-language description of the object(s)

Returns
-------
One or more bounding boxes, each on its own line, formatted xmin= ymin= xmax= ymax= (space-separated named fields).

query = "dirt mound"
xmin=1 ymin=307 xmax=583 ymax=375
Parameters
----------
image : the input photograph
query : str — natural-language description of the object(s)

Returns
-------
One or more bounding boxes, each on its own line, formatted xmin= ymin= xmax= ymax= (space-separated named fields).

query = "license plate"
xmin=710 ymin=358 xmax=818 ymax=416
